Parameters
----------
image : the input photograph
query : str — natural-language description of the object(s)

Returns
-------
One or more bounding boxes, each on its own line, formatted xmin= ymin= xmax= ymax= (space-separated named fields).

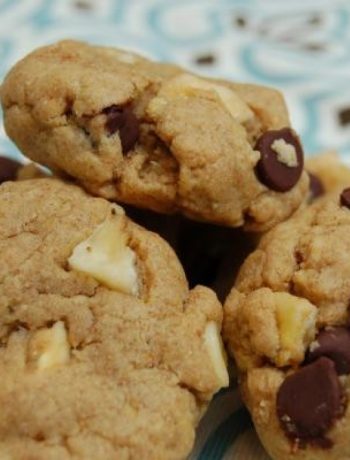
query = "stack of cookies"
xmin=0 ymin=40 xmax=349 ymax=460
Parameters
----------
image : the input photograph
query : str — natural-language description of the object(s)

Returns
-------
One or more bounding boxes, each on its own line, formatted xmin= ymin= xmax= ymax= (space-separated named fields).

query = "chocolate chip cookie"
xmin=0 ymin=178 xmax=228 ymax=460
xmin=0 ymin=156 xmax=46 ymax=184
xmin=224 ymin=189 xmax=350 ymax=459
xmin=1 ymin=40 xmax=309 ymax=230
xmin=307 ymin=150 xmax=350 ymax=200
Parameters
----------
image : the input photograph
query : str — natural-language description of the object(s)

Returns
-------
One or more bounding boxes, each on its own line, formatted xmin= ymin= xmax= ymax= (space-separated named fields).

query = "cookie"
xmin=306 ymin=150 xmax=350 ymax=199
xmin=1 ymin=40 xmax=309 ymax=230
xmin=0 ymin=156 xmax=46 ymax=184
xmin=16 ymin=162 xmax=47 ymax=181
xmin=0 ymin=178 xmax=228 ymax=460
xmin=223 ymin=190 xmax=350 ymax=459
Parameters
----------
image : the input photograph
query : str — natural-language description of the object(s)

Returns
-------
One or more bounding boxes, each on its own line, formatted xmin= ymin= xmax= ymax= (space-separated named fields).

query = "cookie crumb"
xmin=271 ymin=138 xmax=298 ymax=167
xmin=309 ymin=340 xmax=320 ymax=352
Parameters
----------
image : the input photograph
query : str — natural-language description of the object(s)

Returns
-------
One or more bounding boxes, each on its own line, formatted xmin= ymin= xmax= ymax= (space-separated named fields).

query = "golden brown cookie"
xmin=16 ymin=162 xmax=47 ymax=181
xmin=0 ymin=178 xmax=228 ymax=460
xmin=224 ymin=189 xmax=350 ymax=459
xmin=306 ymin=150 xmax=350 ymax=199
xmin=1 ymin=40 xmax=309 ymax=231
xmin=0 ymin=156 xmax=46 ymax=184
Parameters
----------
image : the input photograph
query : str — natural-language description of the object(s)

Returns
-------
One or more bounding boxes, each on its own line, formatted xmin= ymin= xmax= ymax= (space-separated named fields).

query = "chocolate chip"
xmin=308 ymin=172 xmax=324 ymax=199
xmin=340 ymin=188 xmax=350 ymax=208
xmin=307 ymin=327 xmax=350 ymax=375
xmin=0 ymin=157 xmax=22 ymax=184
xmin=103 ymin=105 xmax=139 ymax=154
xmin=74 ymin=0 xmax=93 ymax=10
xmin=195 ymin=54 xmax=216 ymax=65
xmin=308 ymin=14 xmax=322 ymax=25
xmin=234 ymin=16 xmax=247 ymax=28
xmin=338 ymin=107 xmax=350 ymax=127
xmin=303 ymin=42 xmax=325 ymax=52
xmin=255 ymin=128 xmax=304 ymax=192
xmin=277 ymin=357 xmax=343 ymax=441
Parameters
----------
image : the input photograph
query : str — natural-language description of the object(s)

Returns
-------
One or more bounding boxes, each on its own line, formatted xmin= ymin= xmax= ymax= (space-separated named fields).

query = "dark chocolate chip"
xmin=308 ymin=14 xmax=322 ymax=25
xmin=195 ymin=54 xmax=216 ymax=65
xmin=338 ymin=107 xmax=350 ymax=127
xmin=103 ymin=105 xmax=139 ymax=154
xmin=340 ymin=187 xmax=350 ymax=208
xmin=234 ymin=16 xmax=247 ymax=28
xmin=308 ymin=172 xmax=324 ymax=199
xmin=307 ymin=327 xmax=350 ymax=375
xmin=255 ymin=127 xmax=304 ymax=192
xmin=74 ymin=0 xmax=93 ymax=10
xmin=277 ymin=357 xmax=343 ymax=441
xmin=0 ymin=157 xmax=22 ymax=184
xmin=303 ymin=42 xmax=325 ymax=52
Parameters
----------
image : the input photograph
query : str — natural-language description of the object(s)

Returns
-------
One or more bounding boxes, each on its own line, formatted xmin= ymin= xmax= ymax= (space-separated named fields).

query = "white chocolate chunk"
xmin=271 ymin=139 xmax=298 ymax=167
xmin=148 ymin=73 xmax=254 ymax=124
xmin=204 ymin=321 xmax=229 ymax=388
xmin=28 ymin=321 xmax=70 ymax=370
xmin=68 ymin=205 xmax=139 ymax=295
xmin=274 ymin=292 xmax=317 ymax=366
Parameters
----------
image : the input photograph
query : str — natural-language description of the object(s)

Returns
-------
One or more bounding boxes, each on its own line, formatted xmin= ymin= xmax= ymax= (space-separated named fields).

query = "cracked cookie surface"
xmin=1 ymin=40 xmax=308 ymax=230
xmin=0 ymin=178 xmax=228 ymax=460
xmin=224 ymin=190 xmax=350 ymax=460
